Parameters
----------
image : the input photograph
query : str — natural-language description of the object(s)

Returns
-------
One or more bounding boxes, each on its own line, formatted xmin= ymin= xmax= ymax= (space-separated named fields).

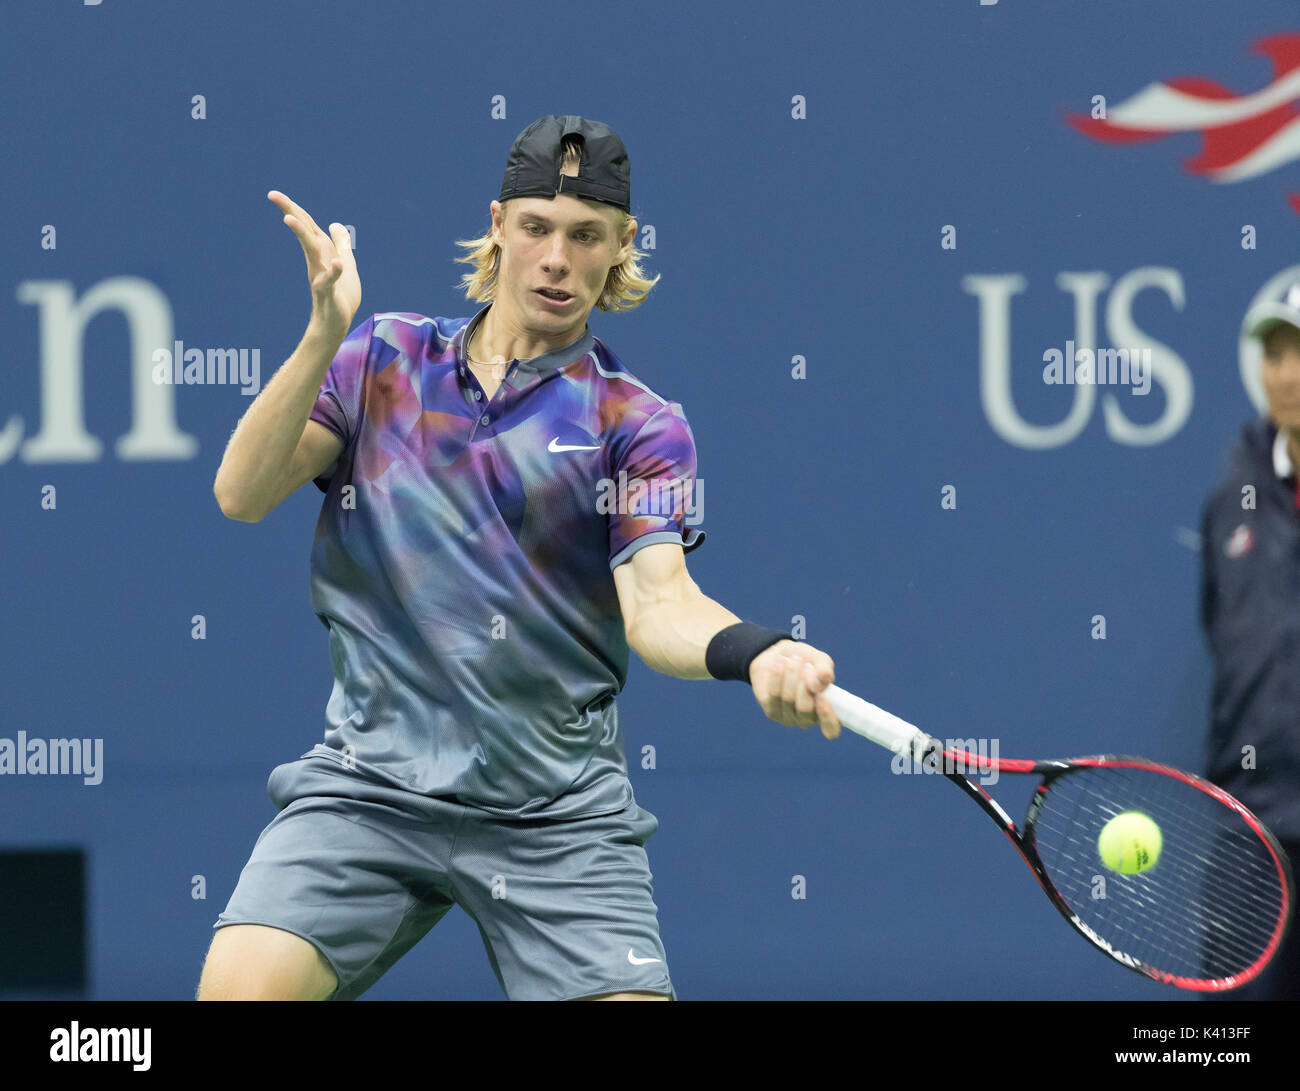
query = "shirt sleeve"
xmin=607 ymin=399 xmax=707 ymax=570
xmin=309 ymin=314 xmax=376 ymax=492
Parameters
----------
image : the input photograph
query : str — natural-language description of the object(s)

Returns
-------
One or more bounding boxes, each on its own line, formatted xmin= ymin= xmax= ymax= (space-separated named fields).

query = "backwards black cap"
xmin=498 ymin=115 xmax=631 ymax=214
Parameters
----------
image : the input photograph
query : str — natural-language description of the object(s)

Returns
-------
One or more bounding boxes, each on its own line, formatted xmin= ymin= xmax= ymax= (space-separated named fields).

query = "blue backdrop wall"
xmin=3 ymin=0 xmax=1297 ymax=1000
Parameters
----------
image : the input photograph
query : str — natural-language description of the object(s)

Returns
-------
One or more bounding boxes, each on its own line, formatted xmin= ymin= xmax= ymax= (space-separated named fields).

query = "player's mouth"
xmin=535 ymin=287 xmax=575 ymax=307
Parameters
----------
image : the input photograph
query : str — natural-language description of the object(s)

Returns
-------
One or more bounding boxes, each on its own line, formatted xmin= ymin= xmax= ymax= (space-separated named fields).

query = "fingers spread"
xmin=281 ymin=214 xmax=324 ymax=262
xmin=330 ymin=223 xmax=358 ymax=271
xmin=271 ymin=192 xmax=333 ymax=258
xmin=269 ymin=191 xmax=324 ymax=235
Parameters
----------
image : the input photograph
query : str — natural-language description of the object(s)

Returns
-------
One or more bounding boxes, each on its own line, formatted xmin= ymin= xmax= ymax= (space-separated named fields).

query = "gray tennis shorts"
xmin=213 ymin=755 xmax=676 ymax=1001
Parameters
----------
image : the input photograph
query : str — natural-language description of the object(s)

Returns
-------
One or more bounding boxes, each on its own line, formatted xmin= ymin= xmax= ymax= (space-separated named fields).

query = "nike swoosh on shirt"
xmin=548 ymin=437 xmax=601 ymax=452
xmin=627 ymin=948 xmax=662 ymax=966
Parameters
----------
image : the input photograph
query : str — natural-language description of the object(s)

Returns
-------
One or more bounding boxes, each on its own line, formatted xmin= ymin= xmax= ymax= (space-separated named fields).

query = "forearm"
xmin=213 ymin=319 xmax=343 ymax=519
xmin=627 ymin=588 xmax=743 ymax=680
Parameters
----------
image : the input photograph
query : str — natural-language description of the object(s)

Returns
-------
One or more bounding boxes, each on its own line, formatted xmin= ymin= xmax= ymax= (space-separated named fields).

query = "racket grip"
xmin=824 ymin=685 xmax=930 ymax=758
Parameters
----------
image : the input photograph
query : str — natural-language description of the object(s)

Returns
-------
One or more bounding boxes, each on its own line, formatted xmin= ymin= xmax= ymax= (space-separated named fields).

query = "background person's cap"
xmin=1244 ymin=282 xmax=1300 ymax=339
xmin=498 ymin=115 xmax=631 ymax=213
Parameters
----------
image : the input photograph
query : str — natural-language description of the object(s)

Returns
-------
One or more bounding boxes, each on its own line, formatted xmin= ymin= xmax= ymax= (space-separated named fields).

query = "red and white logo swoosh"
xmin=1069 ymin=33 xmax=1300 ymax=213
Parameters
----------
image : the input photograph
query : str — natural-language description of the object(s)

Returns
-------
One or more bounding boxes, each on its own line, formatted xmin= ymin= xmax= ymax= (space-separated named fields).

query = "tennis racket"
xmin=824 ymin=684 xmax=1294 ymax=991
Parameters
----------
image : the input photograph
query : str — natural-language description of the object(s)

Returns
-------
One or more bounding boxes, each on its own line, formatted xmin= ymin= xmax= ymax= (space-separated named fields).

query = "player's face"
xmin=1261 ymin=324 xmax=1300 ymax=434
xmin=491 ymin=195 xmax=633 ymax=334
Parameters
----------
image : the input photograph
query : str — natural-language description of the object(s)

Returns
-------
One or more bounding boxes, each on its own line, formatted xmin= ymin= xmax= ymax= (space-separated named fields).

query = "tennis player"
xmin=199 ymin=115 xmax=840 ymax=1001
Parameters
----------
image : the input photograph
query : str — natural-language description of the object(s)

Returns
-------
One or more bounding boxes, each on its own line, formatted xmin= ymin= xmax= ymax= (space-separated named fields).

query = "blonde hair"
xmin=454 ymin=134 xmax=659 ymax=312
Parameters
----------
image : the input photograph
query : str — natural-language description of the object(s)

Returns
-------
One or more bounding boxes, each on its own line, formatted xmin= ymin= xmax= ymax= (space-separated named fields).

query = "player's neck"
xmin=469 ymin=302 xmax=586 ymax=367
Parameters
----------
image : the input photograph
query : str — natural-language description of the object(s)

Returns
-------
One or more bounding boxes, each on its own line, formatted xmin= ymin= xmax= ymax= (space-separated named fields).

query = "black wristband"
xmin=705 ymin=621 xmax=792 ymax=683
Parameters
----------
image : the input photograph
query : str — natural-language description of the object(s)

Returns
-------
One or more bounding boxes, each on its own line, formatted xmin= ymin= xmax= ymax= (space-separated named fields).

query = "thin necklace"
xmin=464 ymin=324 xmax=492 ymax=367
xmin=466 ymin=318 xmax=573 ymax=368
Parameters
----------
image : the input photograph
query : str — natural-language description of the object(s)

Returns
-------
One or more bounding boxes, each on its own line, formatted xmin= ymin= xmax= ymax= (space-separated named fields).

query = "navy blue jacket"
xmin=1199 ymin=416 xmax=1300 ymax=844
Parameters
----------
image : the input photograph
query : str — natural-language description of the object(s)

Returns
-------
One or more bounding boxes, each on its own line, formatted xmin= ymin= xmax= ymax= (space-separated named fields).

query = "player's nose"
xmin=542 ymin=239 xmax=570 ymax=272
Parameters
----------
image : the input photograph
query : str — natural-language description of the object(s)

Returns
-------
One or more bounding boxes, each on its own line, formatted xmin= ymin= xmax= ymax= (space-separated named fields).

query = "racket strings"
xmin=1036 ymin=780 xmax=1278 ymax=977
xmin=1039 ymin=810 xmax=1269 ymax=970
xmin=1036 ymin=819 xmax=1268 ymax=975
xmin=1028 ymin=764 xmax=1289 ymax=985
xmin=1040 ymin=795 xmax=1279 ymax=934
xmin=1036 ymin=783 xmax=1276 ymax=973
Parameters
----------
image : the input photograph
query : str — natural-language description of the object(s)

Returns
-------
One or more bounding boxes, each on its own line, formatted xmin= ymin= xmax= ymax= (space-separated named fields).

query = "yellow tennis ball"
xmin=1098 ymin=811 xmax=1162 ymax=874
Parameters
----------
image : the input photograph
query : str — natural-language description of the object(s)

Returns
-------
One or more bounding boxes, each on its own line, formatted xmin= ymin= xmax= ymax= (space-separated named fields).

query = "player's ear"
xmin=618 ymin=217 xmax=637 ymax=260
xmin=490 ymin=200 xmax=507 ymax=245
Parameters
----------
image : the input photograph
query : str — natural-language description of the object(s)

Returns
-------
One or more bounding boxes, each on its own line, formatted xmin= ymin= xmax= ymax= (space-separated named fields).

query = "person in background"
xmin=1199 ymin=282 xmax=1300 ymax=1001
